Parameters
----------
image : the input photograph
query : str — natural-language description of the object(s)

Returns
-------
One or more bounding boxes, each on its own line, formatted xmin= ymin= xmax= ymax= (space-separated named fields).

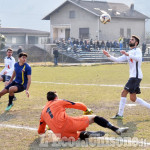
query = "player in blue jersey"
xmin=0 ymin=52 xmax=31 ymax=111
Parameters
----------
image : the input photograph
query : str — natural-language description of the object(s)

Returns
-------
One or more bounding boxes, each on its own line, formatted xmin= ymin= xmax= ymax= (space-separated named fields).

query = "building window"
xmin=79 ymin=28 xmax=89 ymax=39
xmin=69 ymin=11 xmax=75 ymax=18
xmin=28 ymin=36 xmax=38 ymax=44
xmin=127 ymin=28 xmax=131 ymax=38
xmin=120 ymin=28 xmax=124 ymax=37
xmin=12 ymin=37 xmax=16 ymax=44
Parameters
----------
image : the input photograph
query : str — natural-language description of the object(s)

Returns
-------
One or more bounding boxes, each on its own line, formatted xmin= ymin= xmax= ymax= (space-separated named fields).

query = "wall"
xmin=50 ymin=2 xmax=98 ymax=40
xmin=50 ymin=2 xmax=146 ymax=44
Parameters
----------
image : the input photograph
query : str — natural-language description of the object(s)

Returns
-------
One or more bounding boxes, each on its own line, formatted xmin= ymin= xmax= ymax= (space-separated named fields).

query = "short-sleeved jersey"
xmin=109 ymin=48 xmax=143 ymax=79
xmin=0 ymin=56 xmax=15 ymax=77
xmin=38 ymin=99 xmax=87 ymax=135
xmin=14 ymin=62 xmax=31 ymax=89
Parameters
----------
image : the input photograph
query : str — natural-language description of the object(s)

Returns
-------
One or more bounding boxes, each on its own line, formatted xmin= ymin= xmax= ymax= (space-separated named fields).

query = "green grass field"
xmin=0 ymin=62 xmax=150 ymax=150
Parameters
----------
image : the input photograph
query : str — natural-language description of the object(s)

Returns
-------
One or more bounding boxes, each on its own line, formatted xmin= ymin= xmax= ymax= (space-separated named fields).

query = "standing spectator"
xmin=101 ymin=41 xmax=105 ymax=49
xmin=126 ymin=38 xmax=130 ymax=50
xmin=123 ymin=37 xmax=127 ymax=49
xmin=80 ymin=39 xmax=83 ymax=46
xmin=119 ymin=36 xmax=123 ymax=50
xmin=142 ymin=42 xmax=146 ymax=57
xmin=17 ymin=46 xmax=23 ymax=55
xmin=53 ymin=48 xmax=59 ymax=66
xmin=113 ymin=40 xmax=117 ymax=48
xmin=110 ymin=41 xmax=113 ymax=51
xmin=97 ymin=40 xmax=100 ymax=49
xmin=90 ymin=39 xmax=93 ymax=45
xmin=106 ymin=40 xmax=110 ymax=51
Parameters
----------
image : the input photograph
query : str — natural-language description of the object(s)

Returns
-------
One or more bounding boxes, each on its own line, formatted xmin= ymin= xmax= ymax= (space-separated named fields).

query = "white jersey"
xmin=0 ymin=56 xmax=15 ymax=77
xmin=108 ymin=48 xmax=143 ymax=79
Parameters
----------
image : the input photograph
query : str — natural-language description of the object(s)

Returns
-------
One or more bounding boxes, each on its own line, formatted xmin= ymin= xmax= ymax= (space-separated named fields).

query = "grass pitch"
xmin=0 ymin=62 xmax=150 ymax=150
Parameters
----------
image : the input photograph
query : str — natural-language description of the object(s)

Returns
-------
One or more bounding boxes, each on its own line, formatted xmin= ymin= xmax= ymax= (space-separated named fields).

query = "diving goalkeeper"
xmin=38 ymin=91 xmax=128 ymax=141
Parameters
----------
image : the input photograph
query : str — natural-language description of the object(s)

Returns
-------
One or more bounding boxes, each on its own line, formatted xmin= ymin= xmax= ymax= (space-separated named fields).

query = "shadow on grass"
xmin=29 ymin=137 xmax=79 ymax=150
xmin=29 ymin=137 xmax=95 ymax=150
xmin=117 ymin=119 xmax=150 ymax=137
xmin=0 ymin=111 xmax=16 ymax=122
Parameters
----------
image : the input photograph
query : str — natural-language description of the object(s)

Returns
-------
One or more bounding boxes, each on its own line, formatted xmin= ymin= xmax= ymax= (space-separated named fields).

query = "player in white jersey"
xmin=103 ymin=35 xmax=150 ymax=119
xmin=0 ymin=48 xmax=16 ymax=100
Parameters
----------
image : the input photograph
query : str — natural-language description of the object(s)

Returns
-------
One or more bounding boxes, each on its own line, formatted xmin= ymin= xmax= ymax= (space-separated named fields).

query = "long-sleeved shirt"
xmin=0 ymin=56 xmax=15 ymax=77
xmin=38 ymin=99 xmax=87 ymax=134
xmin=108 ymin=48 xmax=143 ymax=79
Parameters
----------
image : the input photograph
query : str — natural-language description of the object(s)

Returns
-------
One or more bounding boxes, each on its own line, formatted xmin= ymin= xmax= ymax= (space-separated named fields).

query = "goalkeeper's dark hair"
xmin=47 ymin=91 xmax=57 ymax=101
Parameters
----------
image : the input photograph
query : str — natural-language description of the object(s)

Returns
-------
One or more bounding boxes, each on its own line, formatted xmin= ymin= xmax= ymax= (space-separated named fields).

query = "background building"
xmin=43 ymin=0 xmax=149 ymax=44
xmin=0 ymin=27 xmax=50 ymax=50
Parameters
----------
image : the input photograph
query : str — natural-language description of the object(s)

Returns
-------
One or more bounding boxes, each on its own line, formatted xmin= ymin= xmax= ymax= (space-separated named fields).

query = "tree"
xmin=0 ymin=34 xmax=6 ymax=50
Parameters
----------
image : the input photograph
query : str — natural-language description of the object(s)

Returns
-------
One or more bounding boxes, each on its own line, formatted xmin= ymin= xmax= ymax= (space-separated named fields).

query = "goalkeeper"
xmin=38 ymin=91 xmax=128 ymax=141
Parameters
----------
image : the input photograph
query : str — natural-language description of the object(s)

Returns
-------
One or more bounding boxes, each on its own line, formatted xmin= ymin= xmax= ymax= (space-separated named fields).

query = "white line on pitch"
xmin=0 ymin=124 xmax=150 ymax=147
xmin=0 ymin=124 xmax=37 ymax=131
xmin=32 ymin=81 xmax=150 ymax=89
xmin=0 ymin=123 xmax=150 ymax=146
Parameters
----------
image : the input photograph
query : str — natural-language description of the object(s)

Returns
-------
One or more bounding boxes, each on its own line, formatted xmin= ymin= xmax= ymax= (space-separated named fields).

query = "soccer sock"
xmin=136 ymin=97 xmax=150 ymax=109
xmin=118 ymin=97 xmax=127 ymax=116
xmin=8 ymin=95 xmax=14 ymax=105
xmin=94 ymin=116 xmax=118 ymax=132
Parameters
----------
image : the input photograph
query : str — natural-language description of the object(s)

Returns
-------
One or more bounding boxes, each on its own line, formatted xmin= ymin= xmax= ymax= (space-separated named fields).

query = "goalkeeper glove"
xmin=83 ymin=108 xmax=93 ymax=115
xmin=46 ymin=125 xmax=51 ymax=130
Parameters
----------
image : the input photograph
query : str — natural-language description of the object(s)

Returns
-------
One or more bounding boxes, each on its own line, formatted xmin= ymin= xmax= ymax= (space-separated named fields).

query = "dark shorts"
xmin=5 ymin=81 xmax=25 ymax=93
xmin=1 ymin=75 xmax=11 ymax=82
xmin=124 ymin=78 xmax=142 ymax=94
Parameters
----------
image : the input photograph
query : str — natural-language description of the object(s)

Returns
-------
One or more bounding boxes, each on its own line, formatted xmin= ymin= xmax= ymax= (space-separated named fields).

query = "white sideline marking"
xmin=32 ymin=81 xmax=150 ymax=89
xmin=0 ymin=124 xmax=150 ymax=146
xmin=0 ymin=124 xmax=37 ymax=131
xmin=0 ymin=123 xmax=150 ymax=146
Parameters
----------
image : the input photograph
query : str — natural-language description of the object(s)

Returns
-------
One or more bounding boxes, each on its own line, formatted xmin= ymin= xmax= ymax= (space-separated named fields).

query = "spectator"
xmin=123 ymin=37 xmax=127 ymax=49
xmin=110 ymin=41 xmax=113 ymax=51
xmin=17 ymin=46 xmax=23 ymax=55
xmin=142 ymin=42 xmax=146 ymax=57
xmin=119 ymin=36 xmax=123 ymax=50
xmin=53 ymin=48 xmax=59 ymax=66
xmin=97 ymin=40 xmax=101 ymax=49
xmin=101 ymin=41 xmax=105 ymax=49
xmin=126 ymin=38 xmax=130 ymax=49
xmin=80 ymin=39 xmax=83 ymax=46
xmin=106 ymin=40 xmax=110 ymax=51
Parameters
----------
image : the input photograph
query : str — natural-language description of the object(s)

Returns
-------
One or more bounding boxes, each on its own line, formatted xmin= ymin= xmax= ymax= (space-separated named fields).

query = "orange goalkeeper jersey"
xmin=38 ymin=99 xmax=87 ymax=135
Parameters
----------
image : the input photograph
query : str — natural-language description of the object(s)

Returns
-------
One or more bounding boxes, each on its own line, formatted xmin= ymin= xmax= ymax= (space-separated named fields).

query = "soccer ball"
xmin=100 ymin=13 xmax=111 ymax=24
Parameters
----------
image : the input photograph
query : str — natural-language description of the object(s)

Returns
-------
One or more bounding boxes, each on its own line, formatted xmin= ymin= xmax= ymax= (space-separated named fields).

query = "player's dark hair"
xmin=47 ymin=91 xmax=57 ymax=101
xmin=7 ymin=48 xmax=13 ymax=52
xmin=18 ymin=52 xmax=28 ymax=58
xmin=132 ymin=35 xmax=140 ymax=46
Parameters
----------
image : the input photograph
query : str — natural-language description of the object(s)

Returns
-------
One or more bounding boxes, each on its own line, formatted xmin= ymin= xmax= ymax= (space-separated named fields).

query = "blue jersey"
xmin=14 ymin=62 xmax=31 ymax=89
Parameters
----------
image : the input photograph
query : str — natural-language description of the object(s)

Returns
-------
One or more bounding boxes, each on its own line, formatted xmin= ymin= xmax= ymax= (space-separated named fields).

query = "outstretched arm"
xmin=62 ymin=100 xmax=87 ymax=111
xmin=103 ymin=50 xmax=127 ymax=62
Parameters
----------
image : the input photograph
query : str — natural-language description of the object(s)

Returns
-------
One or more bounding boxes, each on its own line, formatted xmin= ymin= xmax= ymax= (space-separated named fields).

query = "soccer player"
xmin=0 ymin=48 xmax=15 ymax=86
xmin=103 ymin=35 xmax=150 ymax=119
xmin=0 ymin=52 xmax=31 ymax=111
xmin=38 ymin=91 xmax=128 ymax=141
xmin=0 ymin=48 xmax=17 ymax=101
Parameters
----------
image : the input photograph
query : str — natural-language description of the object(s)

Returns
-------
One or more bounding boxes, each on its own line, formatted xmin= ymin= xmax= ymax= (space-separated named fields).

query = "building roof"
xmin=0 ymin=27 xmax=50 ymax=35
xmin=43 ymin=0 xmax=149 ymax=20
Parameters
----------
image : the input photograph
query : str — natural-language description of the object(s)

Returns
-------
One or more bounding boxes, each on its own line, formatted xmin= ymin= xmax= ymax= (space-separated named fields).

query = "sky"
xmin=0 ymin=0 xmax=150 ymax=32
